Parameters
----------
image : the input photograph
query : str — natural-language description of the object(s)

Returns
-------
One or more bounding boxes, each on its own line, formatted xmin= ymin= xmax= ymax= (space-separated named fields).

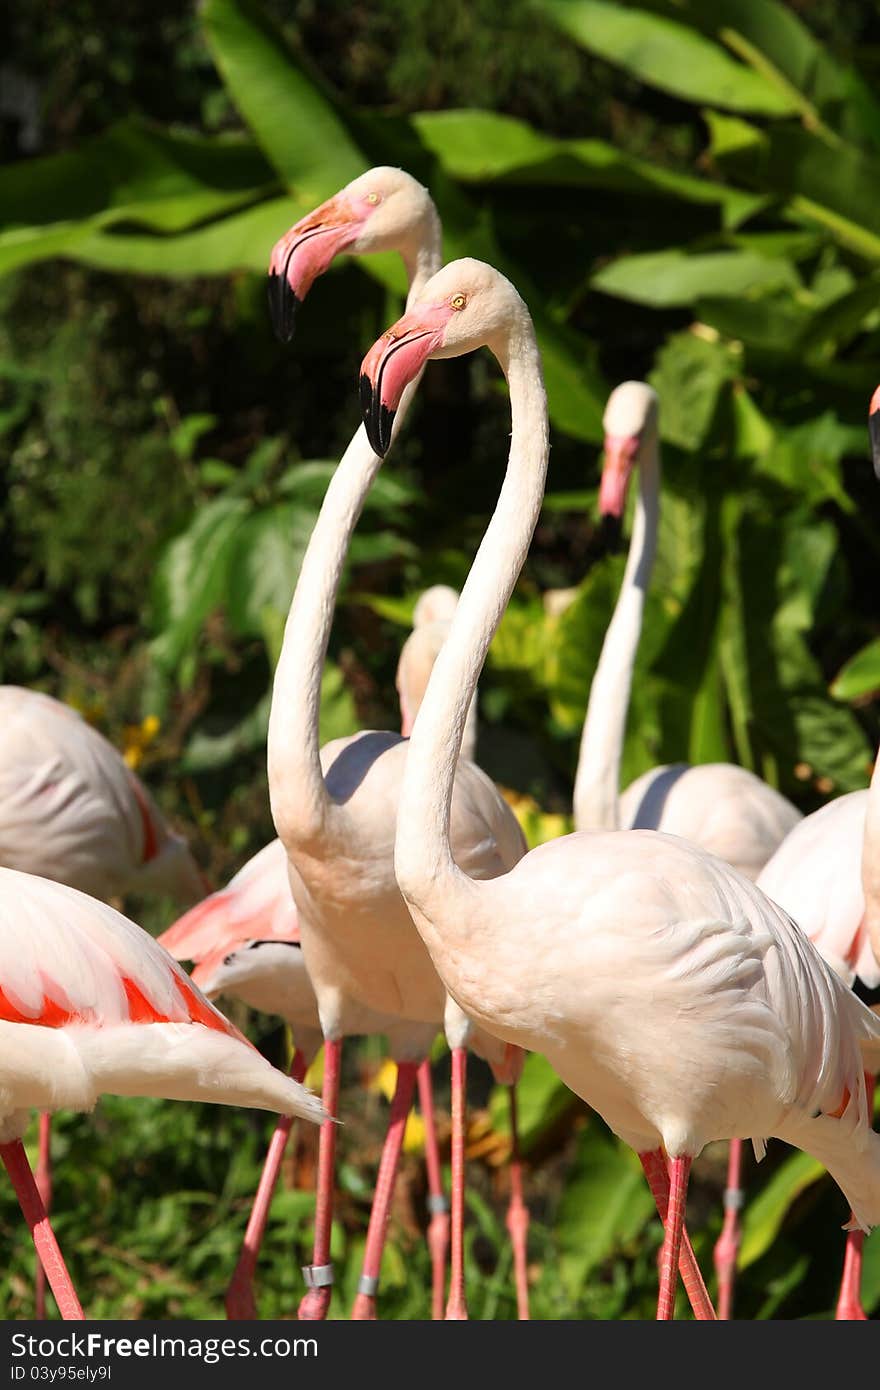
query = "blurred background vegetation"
xmin=2 ymin=0 xmax=880 ymax=1319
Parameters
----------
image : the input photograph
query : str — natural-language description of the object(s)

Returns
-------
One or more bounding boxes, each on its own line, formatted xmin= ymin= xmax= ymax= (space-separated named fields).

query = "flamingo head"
xmin=412 ymin=584 xmax=460 ymax=628
xmin=599 ymin=381 xmax=659 ymax=520
xmin=359 ymin=258 xmax=526 ymax=457
xmin=870 ymin=385 xmax=880 ymax=480
xmin=268 ymin=167 xmax=438 ymax=343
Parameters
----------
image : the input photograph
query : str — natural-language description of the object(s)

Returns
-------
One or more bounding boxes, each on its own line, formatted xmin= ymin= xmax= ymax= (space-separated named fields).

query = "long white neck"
xmin=395 ymin=322 xmax=548 ymax=913
xmin=572 ymin=437 xmax=660 ymax=832
xmin=267 ymin=236 xmax=440 ymax=849
xmin=862 ymin=752 xmax=880 ymax=966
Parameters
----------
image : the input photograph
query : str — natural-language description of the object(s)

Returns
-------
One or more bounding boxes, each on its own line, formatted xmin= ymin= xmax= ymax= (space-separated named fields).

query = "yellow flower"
xmin=369 ymin=1060 xmax=426 ymax=1154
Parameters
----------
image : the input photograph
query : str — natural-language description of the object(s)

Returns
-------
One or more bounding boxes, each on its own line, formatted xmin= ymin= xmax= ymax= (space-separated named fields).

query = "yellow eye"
xmin=365 ymin=192 xmax=380 ymax=205
xmin=450 ymin=293 xmax=467 ymax=310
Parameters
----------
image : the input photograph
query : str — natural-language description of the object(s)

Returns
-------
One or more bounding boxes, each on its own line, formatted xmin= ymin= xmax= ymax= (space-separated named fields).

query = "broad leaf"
xmin=202 ymin=0 xmax=365 ymax=197
xmin=536 ymin=0 xmax=798 ymax=115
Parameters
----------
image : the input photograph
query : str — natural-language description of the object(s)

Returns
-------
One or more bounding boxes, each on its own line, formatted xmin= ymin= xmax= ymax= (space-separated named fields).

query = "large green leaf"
xmin=739 ymin=1148 xmax=825 ymax=1269
xmin=413 ymin=109 xmax=763 ymax=227
xmin=556 ymin=1119 xmax=655 ymax=1294
xmin=592 ymin=248 xmax=799 ymax=308
xmin=149 ymin=496 xmax=251 ymax=684
xmin=649 ymin=331 xmax=739 ymax=451
xmin=0 ymin=120 xmax=274 ymax=233
xmin=676 ymin=0 xmax=880 ymax=149
xmin=201 ymin=0 xmax=365 ymax=197
xmin=536 ymin=0 xmax=797 ymax=115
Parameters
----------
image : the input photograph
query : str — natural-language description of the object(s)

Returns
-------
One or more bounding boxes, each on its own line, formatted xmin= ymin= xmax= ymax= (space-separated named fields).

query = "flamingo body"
xmin=621 ymin=762 xmax=803 ymax=883
xmin=0 ymin=687 xmax=203 ymax=904
xmin=0 ymin=865 xmax=325 ymax=1138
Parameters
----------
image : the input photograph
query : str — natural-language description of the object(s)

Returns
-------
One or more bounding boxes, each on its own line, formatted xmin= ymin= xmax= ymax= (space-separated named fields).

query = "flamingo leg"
xmin=639 ymin=1149 xmax=715 ymax=1320
xmin=226 ymin=1051 xmax=308 ymax=1320
xmin=446 ymin=1046 xmax=468 ymax=1319
xmin=1 ymin=1139 xmax=83 ymax=1321
xmin=34 ymin=1112 xmax=52 ymax=1319
xmin=351 ymin=1060 xmax=420 ymax=1320
xmin=713 ymin=1138 xmax=744 ymax=1320
xmin=505 ymin=1085 xmax=530 ymax=1320
xmin=835 ymin=1072 xmax=874 ymax=1321
xmin=297 ymin=1038 xmax=342 ymax=1322
xmin=417 ymin=1058 xmax=449 ymax=1320
xmin=656 ymin=1154 xmax=692 ymax=1320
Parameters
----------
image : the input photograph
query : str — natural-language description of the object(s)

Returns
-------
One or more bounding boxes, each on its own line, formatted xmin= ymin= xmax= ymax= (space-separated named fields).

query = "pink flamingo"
xmin=574 ymin=384 xmax=803 ymax=1312
xmin=0 ymin=684 xmax=205 ymax=1314
xmin=0 ymin=864 xmax=323 ymax=1319
xmin=159 ymin=590 xmax=490 ymax=1320
xmin=268 ymin=171 xmax=529 ymax=1321
xmin=360 ymin=256 xmax=880 ymax=1320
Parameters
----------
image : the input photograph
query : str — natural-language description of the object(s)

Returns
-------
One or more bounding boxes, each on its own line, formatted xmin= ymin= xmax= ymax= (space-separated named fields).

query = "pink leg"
xmin=639 ymin=1149 xmax=715 ymax=1320
xmin=446 ymin=1047 xmax=468 ymax=1320
xmin=657 ymin=1154 xmax=691 ymax=1320
xmin=226 ymin=1051 xmax=308 ymax=1320
xmin=505 ymin=1086 xmax=530 ymax=1320
xmin=1 ymin=1140 xmax=83 ymax=1321
xmin=34 ymin=1113 xmax=52 ymax=1320
xmin=417 ymin=1059 xmax=449 ymax=1320
xmin=298 ymin=1038 xmax=342 ymax=1322
xmin=835 ymin=1072 xmax=874 ymax=1321
xmin=713 ymin=1138 xmax=744 ymax=1320
xmin=351 ymin=1061 xmax=420 ymax=1320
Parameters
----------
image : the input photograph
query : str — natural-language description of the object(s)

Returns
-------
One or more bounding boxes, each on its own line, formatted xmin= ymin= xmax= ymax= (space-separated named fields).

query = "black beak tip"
xmin=268 ymin=272 xmax=300 ymax=343
xmin=870 ymin=409 xmax=880 ymax=481
xmin=598 ymin=510 xmax=623 ymax=550
xmin=360 ymin=373 xmax=394 ymax=458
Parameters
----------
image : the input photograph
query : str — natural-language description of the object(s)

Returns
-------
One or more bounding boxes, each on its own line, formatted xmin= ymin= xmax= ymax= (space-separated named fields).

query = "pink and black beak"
xmin=359 ymin=304 xmax=453 ymax=457
xmin=870 ymin=386 xmax=880 ymax=480
xmin=599 ymin=434 xmax=640 ymax=520
xmin=268 ymin=194 xmax=368 ymax=343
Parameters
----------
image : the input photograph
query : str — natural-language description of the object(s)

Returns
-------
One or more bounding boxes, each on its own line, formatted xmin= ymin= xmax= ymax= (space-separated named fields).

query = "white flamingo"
xmin=0 ymin=866 xmax=323 ymax=1319
xmin=359 ymin=256 xmax=880 ymax=1320
xmin=573 ymin=383 xmax=803 ymax=1312
xmin=159 ymin=587 xmax=500 ymax=1321
xmin=267 ymin=171 xmax=530 ymax=1322
xmin=0 ymin=684 xmax=206 ymax=1313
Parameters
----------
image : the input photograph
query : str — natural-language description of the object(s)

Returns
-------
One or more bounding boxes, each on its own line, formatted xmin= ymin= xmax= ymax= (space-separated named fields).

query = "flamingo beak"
xmin=870 ymin=386 xmax=880 ymax=480
xmin=268 ymin=194 xmax=369 ymax=342
xmin=599 ymin=435 xmax=640 ymax=519
xmin=359 ymin=303 xmax=453 ymax=457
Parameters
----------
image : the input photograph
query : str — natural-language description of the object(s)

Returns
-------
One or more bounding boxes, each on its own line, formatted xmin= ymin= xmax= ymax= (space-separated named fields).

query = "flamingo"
xmin=574 ymin=384 xmax=803 ymax=1311
xmin=573 ymin=384 xmax=801 ymax=877
xmin=360 ymin=256 xmax=880 ymax=1320
xmin=267 ymin=170 xmax=529 ymax=1321
xmin=0 ymin=684 xmax=206 ymax=1314
xmin=159 ymin=587 xmax=493 ymax=1320
xmin=0 ymin=865 xmax=323 ymax=1319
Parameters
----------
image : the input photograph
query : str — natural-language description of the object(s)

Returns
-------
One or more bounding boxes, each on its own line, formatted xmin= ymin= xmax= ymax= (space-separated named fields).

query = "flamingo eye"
xmin=365 ymin=192 xmax=381 ymax=206
xmin=450 ymin=293 xmax=467 ymax=311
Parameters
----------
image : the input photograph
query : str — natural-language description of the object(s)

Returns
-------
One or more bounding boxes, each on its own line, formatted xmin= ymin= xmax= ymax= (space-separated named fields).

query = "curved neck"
xmin=862 ymin=752 xmax=880 ymax=966
xmin=267 ymin=237 xmax=441 ymax=849
xmin=395 ymin=324 xmax=548 ymax=909
xmin=572 ymin=438 xmax=660 ymax=832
